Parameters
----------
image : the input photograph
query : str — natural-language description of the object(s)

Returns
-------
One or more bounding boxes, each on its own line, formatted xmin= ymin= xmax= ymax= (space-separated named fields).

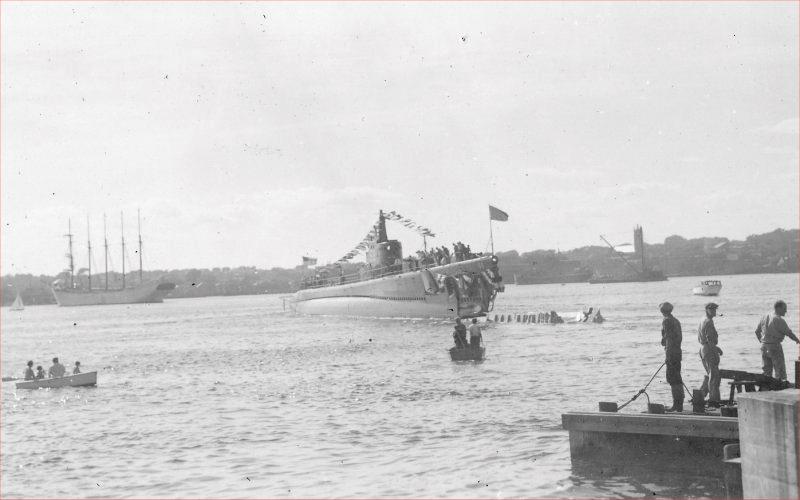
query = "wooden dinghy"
xmin=449 ymin=346 xmax=485 ymax=361
xmin=15 ymin=371 xmax=97 ymax=390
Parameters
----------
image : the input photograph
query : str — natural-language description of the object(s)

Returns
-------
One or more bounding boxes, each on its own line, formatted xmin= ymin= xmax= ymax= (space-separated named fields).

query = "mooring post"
xmin=795 ymin=359 xmax=799 ymax=388
xmin=692 ymin=389 xmax=705 ymax=414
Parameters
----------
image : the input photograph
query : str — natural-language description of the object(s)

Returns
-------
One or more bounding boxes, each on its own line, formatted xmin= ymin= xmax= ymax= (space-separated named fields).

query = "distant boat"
xmin=692 ymin=280 xmax=722 ymax=296
xmin=10 ymin=293 xmax=24 ymax=311
xmin=51 ymin=211 xmax=175 ymax=307
xmin=449 ymin=346 xmax=485 ymax=361
xmin=15 ymin=371 xmax=97 ymax=390
xmin=590 ymin=226 xmax=668 ymax=284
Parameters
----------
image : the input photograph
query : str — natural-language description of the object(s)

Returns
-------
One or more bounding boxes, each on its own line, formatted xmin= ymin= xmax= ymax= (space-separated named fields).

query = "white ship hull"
xmin=291 ymin=256 xmax=499 ymax=319
xmin=692 ymin=281 xmax=723 ymax=296
xmin=52 ymin=280 xmax=175 ymax=307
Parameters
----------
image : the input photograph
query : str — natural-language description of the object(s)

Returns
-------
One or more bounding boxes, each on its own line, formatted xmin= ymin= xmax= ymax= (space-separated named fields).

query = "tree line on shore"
xmin=3 ymin=228 xmax=797 ymax=306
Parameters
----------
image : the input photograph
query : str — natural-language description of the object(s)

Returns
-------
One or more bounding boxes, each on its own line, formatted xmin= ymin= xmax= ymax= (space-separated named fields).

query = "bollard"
xmin=647 ymin=403 xmax=665 ymax=414
xmin=721 ymin=406 xmax=738 ymax=418
xmin=500 ymin=314 xmax=505 ymax=323
xmin=692 ymin=389 xmax=705 ymax=414
xmin=523 ymin=314 xmax=528 ymax=322
xmin=723 ymin=443 xmax=740 ymax=461
xmin=598 ymin=402 xmax=618 ymax=412
xmin=494 ymin=314 xmax=498 ymax=322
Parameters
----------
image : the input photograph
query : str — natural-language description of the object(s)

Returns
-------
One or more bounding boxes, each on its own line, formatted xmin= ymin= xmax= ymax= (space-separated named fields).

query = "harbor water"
xmin=2 ymin=273 xmax=797 ymax=497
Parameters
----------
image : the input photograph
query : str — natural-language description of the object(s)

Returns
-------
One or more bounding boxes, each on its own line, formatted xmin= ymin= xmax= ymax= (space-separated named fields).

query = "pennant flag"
xmin=489 ymin=205 xmax=509 ymax=222
xmin=302 ymin=256 xmax=318 ymax=266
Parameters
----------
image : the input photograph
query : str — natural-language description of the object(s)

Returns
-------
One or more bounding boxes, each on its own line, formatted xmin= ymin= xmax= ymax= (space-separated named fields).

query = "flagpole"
xmin=489 ymin=218 xmax=494 ymax=255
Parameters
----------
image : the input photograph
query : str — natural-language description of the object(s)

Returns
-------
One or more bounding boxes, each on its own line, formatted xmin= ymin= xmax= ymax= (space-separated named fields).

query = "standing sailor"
xmin=468 ymin=318 xmax=483 ymax=348
xmin=754 ymin=300 xmax=800 ymax=381
xmin=659 ymin=302 xmax=683 ymax=412
xmin=453 ymin=318 xmax=468 ymax=349
xmin=698 ymin=303 xmax=722 ymax=407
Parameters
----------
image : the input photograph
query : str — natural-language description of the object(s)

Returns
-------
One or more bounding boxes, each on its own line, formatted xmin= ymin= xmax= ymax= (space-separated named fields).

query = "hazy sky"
xmin=2 ymin=2 xmax=798 ymax=275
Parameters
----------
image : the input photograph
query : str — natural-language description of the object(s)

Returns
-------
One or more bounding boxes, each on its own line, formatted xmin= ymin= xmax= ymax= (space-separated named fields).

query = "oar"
xmin=2 ymin=377 xmax=19 ymax=382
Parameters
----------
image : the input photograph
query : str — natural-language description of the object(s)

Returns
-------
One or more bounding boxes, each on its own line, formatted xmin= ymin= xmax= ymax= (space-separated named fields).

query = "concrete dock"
xmin=737 ymin=389 xmax=798 ymax=499
xmin=562 ymin=411 xmax=739 ymax=460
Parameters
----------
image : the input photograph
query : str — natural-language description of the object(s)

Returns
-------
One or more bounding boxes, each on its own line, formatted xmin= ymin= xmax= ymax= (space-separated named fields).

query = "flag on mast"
xmin=489 ymin=205 xmax=509 ymax=221
xmin=302 ymin=256 xmax=318 ymax=267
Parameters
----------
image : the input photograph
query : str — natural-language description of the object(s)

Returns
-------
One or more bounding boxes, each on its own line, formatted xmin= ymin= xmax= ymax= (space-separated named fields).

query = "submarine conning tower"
xmin=366 ymin=210 xmax=403 ymax=269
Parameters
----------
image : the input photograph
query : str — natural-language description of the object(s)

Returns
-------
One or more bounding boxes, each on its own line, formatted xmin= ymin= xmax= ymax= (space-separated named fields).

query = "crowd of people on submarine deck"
xmin=300 ymin=241 xmax=488 ymax=288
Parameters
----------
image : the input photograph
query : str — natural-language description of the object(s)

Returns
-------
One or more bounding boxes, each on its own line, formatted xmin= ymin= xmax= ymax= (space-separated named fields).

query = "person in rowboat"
xmin=73 ymin=361 xmax=81 ymax=375
xmin=35 ymin=366 xmax=46 ymax=380
xmin=453 ymin=318 xmax=468 ymax=349
xmin=24 ymin=360 xmax=35 ymax=380
xmin=48 ymin=357 xmax=66 ymax=378
xmin=468 ymin=318 xmax=483 ymax=348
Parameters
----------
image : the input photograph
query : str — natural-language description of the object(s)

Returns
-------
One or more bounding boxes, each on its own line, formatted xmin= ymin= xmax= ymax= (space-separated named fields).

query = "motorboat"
xmin=692 ymin=280 xmax=722 ymax=296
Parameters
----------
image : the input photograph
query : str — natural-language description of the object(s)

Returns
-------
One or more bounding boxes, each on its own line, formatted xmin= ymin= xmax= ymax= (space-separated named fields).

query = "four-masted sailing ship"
xmin=51 ymin=211 xmax=175 ymax=306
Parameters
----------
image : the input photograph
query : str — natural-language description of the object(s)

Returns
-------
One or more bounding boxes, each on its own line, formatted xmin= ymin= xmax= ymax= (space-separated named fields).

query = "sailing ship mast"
xmin=138 ymin=209 xmax=143 ymax=282
xmin=104 ymin=214 xmax=109 ymax=290
xmin=87 ymin=216 xmax=92 ymax=290
xmin=121 ymin=212 xmax=126 ymax=289
xmin=65 ymin=219 xmax=75 ymax=289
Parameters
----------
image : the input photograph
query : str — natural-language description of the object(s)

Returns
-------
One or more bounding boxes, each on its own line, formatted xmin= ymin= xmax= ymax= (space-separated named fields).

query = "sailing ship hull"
xmin=291 ymin=256 xmax=500 ymax=319
xmin=52 ymin=280 xmax=175 ymax=307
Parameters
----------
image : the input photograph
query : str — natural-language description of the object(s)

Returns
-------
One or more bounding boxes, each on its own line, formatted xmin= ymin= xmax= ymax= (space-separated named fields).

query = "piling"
xmin=737 ymin=390 xmax=798 ymax=498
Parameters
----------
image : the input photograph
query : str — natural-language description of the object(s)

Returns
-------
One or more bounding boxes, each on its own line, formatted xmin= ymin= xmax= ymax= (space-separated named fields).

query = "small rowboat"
xmin=449 ymin=346 xmax=485 ymax=361
xmin=15 ymin=371 xmax=97 ymax=390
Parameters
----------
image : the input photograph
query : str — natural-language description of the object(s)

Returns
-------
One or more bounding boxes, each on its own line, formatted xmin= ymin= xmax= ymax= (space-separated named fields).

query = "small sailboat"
xmin=10 ymin=293 xmax=24 ymax=311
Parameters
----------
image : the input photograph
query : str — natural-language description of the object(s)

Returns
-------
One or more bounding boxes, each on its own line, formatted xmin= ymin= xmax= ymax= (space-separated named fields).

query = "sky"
xmin=2 ymin=2 xmax=798 ymax=276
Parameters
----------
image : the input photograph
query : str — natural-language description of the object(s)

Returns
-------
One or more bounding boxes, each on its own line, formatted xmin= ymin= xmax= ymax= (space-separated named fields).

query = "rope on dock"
xmin=617 ymin=361 xmax=666 ymax=411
